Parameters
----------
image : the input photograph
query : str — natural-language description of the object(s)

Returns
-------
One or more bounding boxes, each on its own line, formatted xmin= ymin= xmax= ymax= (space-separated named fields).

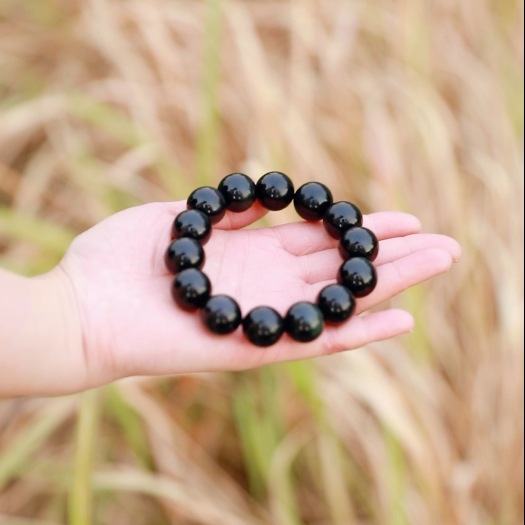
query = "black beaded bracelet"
xmin=165 ymin=172 xmax=379 ymax=347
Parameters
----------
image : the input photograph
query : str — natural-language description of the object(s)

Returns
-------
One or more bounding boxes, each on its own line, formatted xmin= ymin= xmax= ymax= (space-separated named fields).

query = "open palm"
xmin=59 ymin=201 xmax=461 ymax=388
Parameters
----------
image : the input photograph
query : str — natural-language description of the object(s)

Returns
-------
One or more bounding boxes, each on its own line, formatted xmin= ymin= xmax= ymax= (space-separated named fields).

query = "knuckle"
xmin=321 ymin=329 xmax=344 ymax=356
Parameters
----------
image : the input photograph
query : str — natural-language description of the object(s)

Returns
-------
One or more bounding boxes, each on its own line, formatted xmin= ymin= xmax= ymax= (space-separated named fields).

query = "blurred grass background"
xmin=0 ymin=0 xmax=523 ymax=524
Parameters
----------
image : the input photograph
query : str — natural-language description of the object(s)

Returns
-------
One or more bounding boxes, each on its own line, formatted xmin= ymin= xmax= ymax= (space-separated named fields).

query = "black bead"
xmin=218 ymin=173 xmax=257 ymax=213
xmin=201 ymin=295 xmax=242 ymax=335
xmin=285 ymin=302 xmax=325 ymax=343
xmin=256 ymin=172 xmax=295 ymax=211
xmin=339 ymin=258 xmax=378 ymax=298
xmin=323 ymin=201 xmax=363 ymax=239
xmin=340 ymin=227 xmax=379 ymax=261
xmin=172 ymin=269 xmax=211 ymax=311
xmin=172 ymin=210 xmax=212 ymax=245
xmin=243 ymin=307 xmax=285 ymax=347
xmin=165 ymin=238 xmax=205 ymax=275
xmin=318 ymin=284 xmax=356 ymax=324
xmin=187 ymin=187 xmax=227 ymax=225
xmin=294 ymin=182 xmax=334 ymax=222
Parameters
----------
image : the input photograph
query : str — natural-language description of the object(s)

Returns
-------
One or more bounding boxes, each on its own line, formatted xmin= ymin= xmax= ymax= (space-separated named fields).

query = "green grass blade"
xmin=0 ymin=398 xmax=76 ymax=491
xmin=233 ymin=377 xmax=267 ymax=497
xmin=105 ymin=384 xmax=153 ymax=470
xmin=67 ymin=92 xmax=145 ymax=149
xmin=195 ymin=0 xmax=226 ymax=185
xmin=68 ymin=389 xmax=101 ymax=525
xmin=0 ymin=207 xmax=76 ymax=256
xmin=384 ymin=427 xmax=408 ymax=525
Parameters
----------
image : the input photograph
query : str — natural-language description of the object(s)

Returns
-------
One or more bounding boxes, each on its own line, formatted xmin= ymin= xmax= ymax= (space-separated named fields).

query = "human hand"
xmin=53 ymin=200 xmax=461 ymax=392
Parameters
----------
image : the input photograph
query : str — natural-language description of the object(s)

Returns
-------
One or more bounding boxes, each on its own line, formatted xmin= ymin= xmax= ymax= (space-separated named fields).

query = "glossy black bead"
xmin=256 ymin=172 xmax=295 ymax=211
xmin=218 ymin=173 xmax=257 ymax=213
xmin=340 ymin=227 xmax=379 ymax=261
xmin=172 ymin=269 xmax=211 ymax=311
xmin=318 ymin=284 xmax=356 ymax=324
xmin=172 ymin=210 xmax=212 ymax=245
xmin=294 ymin=182 xmax=334 ymax=222
xmin=243 ymin=307 xmax=285 ymax=347
xmin=201 ymin=295 xmax=242 ymax=335
xmin=285 ymin=302 xmax=325 ymax=343
xmin=187 ymin=186 xmax=227 ymax=224
xmin=339 ymin=258 xmax=378 ymax=298
xmin=323 ymin=201 xmax=363 ymax=239
xmin=165 ymin=238 xmax=205 ymax=275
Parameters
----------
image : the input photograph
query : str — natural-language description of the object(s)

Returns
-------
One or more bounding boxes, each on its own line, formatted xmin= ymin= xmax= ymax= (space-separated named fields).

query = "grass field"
xmin=0 ymin=0 xmax=523 ymax=524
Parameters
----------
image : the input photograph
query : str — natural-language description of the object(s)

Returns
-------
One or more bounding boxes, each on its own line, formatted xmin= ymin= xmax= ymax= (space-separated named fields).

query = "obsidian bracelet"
xmin=165 ymin=172 xmax=379 ymax=347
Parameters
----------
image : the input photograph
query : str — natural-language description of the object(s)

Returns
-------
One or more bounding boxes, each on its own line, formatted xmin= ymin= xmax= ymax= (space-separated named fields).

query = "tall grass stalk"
xmin=68 ymin=390 xmax=100 ymax=525
xmin=196 ymin=0 xmax=226 ymax=185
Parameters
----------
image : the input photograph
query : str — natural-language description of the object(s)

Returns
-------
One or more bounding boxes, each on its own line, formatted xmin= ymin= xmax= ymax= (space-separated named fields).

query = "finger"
xmin=274 ymin=212 xmax=422 ymax=256
xmin=250 ymin=309 xmax=414 ymax=367
xmin=376 ymin=234 xmax=462 ymax=265
xmin=161 ymin=200 xmax=268 ymax=231
xmin=215 ymin=202 xmax=268 ymax=230
xmin=299 ymin=234 xmax=461 ymax=284
xmin=320 ymin=309 xmax=415 ymax=354
xmin=164 ymin=201 xmax=186 ymax=216
xmin=311 ymin=249 xmax=454 ymax=313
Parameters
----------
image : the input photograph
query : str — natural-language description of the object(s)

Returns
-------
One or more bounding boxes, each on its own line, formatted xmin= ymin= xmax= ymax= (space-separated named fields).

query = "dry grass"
xmin=0 ymin=0 xmax=523 ymax=524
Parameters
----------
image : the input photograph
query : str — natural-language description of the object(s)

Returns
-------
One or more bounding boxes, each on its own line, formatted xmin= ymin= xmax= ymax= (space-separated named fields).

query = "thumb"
xmin=215 ymin=201 xmax=268 ymax=230
xmin=165 ymin=199 xmax=268 ymax=231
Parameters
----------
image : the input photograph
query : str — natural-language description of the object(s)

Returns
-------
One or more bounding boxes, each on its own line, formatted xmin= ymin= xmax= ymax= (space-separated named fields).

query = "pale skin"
xmin=0 ymin=201 xmax=462 ymax=398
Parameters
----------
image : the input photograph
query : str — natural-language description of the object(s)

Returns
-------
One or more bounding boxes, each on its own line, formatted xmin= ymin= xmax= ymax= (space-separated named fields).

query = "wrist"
xmin=33 ymin=268 xmax=88 ymax=394
xmin=0 ymin=267 xmax=87 ymax=397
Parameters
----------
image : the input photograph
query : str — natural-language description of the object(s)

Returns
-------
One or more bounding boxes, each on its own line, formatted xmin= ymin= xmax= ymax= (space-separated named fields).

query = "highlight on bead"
xmin=166 ymin=173 xmax=380 ymax=346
